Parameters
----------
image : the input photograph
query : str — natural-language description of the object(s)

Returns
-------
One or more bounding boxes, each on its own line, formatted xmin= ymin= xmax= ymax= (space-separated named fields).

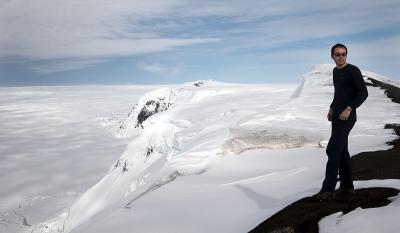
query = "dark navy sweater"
xmin=329 ymin=63 xmax=368 ymax=121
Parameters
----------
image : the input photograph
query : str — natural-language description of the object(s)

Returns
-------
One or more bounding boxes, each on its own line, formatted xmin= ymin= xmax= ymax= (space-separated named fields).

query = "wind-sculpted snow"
xmin=112 ymin=87 xmax=188 ymax=138
xmin=62 ymin=80 xmax=245 ymax=232
xmin=291 ymin=64 xmax=334 ymax=98
xmin=42 ymin=68 xmax=400 ymax=233
xmin=107 ymin=79 xmax=227 ymax=138
xmin=363 ymin=71 xmax=400 ymax=88
xmin=219 ymin=126 xmax=323 ymax=155
xmin=64 ymin=83 xmax=309 ymax=232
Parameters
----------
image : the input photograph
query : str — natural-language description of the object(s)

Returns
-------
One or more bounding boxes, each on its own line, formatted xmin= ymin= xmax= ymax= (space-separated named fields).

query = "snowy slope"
xmin=1 ymin=65 xmax=399 ymax=233
xmin=0 ymin=85 xmax=162 ymax=233
xmin=63 ymin=80 xmax=300 ymax=232
xmin=46 ymin=64 xmax=399 ymax=233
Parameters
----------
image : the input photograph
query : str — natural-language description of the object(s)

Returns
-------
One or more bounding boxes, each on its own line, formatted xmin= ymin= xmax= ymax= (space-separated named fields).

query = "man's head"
xmin=331 ymin=43 xmax=348 ymax=67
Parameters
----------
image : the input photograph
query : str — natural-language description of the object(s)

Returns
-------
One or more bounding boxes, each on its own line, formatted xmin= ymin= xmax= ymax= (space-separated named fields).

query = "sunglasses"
xmin=334 ymin=52 xmax=347 ymax=57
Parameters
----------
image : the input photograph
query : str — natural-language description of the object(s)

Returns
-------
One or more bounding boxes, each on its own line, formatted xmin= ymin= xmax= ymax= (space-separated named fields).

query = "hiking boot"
xmin=335 ymin=187 xmax=356 ymax=196
xmin=311 ymin=192 xmax=335 ymax=202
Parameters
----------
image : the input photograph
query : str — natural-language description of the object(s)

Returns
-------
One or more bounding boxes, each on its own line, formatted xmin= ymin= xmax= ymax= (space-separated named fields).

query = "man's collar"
xmin=336 ymin=63 xmax=348 ymax=69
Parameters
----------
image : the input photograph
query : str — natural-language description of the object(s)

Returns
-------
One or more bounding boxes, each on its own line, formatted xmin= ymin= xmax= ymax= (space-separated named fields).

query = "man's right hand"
xmin=327 ymin=108 xmax=333 ymax=121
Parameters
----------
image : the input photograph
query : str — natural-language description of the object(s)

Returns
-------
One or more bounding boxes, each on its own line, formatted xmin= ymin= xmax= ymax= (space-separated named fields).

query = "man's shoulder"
xmin=346 ymin=63 xmax=361 ymax=72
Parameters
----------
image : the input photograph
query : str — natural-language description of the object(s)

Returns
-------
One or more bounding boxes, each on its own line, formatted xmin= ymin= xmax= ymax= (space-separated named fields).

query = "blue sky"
xmin=1 ymin=0 xmax=399 ymax=86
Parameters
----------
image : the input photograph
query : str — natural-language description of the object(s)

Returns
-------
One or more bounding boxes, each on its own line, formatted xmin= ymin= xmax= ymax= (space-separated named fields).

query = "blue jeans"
xmin=321 ymin=118 xmax=355 ymax=192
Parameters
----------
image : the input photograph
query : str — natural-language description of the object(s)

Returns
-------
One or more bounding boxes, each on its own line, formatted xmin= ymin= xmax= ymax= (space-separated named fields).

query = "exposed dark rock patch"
xmin=122 ymin=160 xmax=129 ymax=172
xmin=144 ymin=145 xmax=155 ymax=162
xmin=249 ymin=187 xmax=399 ymax=233
xmin=118 ymin=96 xmax=173 ymax=132
xmin=352 ymin=77 xmax=400 ymax=180
xmin=352 ymin=123 xmax=400 ymax=180
xmin=367 ymin=77 xmax=400 ymax=103
xmin=136 ymin=98 xmax=172 ymax=128
xmin=193 ymin=80 xmax=204 ymax=87
xmin=113 ymin=159 xmax=132 ymax=173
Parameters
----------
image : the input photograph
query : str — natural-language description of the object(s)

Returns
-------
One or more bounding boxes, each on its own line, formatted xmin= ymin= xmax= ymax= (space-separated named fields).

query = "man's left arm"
xmin=348 ymin=67 xmax=368 ymax=110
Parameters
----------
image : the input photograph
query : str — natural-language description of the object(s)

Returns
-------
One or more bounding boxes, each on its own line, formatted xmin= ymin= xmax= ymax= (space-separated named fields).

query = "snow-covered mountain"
xmin=108 ymin=80 xmax=226 ymax=138
xmin=51 ymin=64 xmax=400 ymax=233
xmin=1 ymin=65 xmax=399 ymax=233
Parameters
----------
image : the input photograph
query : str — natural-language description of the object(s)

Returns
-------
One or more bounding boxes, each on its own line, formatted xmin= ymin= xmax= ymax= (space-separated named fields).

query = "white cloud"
xmin=0 ymin=0 xmax=218 ymax=72
xmin=0 ymin=0 xmax=399 ymax=74
xmin=248 ymin=35 xmax=400 ymax=66
xmin=172 ymin=1 xmax=400 ymax=56
xmin=137 ymin=61 xmax=183 ymax=76
xmin=28 ymin=58 xmax=108 ymax=74
xmin=3 ymin=38 xmax=219 ymax=60
xmin=350 ymin=35 xmax=400 ymax=61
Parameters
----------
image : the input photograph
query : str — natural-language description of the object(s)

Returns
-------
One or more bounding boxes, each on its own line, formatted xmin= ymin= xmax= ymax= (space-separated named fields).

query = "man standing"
xmin=313 ymin=43 xmax=368 ymax=202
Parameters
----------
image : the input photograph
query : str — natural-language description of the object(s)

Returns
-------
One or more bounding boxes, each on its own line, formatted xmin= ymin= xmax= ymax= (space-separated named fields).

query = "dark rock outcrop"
xmin=366 ymin=77 xmax=400 ymax=103
xmin=193 ymin=80 xmax=204 ymax=87
xmin=249 ymin=187 xmax=399 ymax=233
xmin=352 ymin=124 xmax=400 ymax=180
xmin=136 ymin=98 xmax=172 ymax=128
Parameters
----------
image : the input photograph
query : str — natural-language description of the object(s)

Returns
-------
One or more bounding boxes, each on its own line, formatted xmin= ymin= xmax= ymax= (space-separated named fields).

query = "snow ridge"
xmin=112 ymin=87 xmax=191 ymax=138
xmin=51 ymin=68 xmax=400 ymax=233
xmin=62 ymin=76 xmax=328 ymax=232
xmin=363 ymin=71 xmax=400 ymax=88
xmin=108 ymin=79 xmax=228 ymax=139
xmin=63 ymin=80 xmax=232 ymax=232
